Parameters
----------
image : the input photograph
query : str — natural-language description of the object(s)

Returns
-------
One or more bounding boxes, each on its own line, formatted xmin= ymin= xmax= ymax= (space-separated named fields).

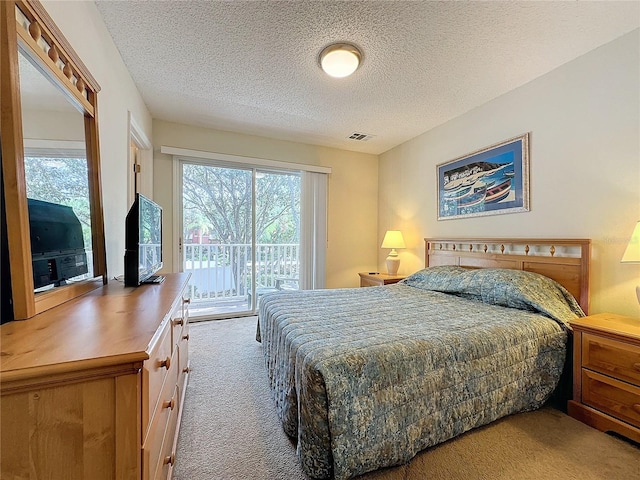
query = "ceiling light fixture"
xmin=319 ymin=43 xmax=362 ymax=78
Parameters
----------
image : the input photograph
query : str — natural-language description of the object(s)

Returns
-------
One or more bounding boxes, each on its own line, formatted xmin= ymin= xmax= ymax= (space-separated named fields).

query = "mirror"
xmin=19 ymin=50 xmax=94 ymax=292
xmin=1 ymin=0 xmax=106 ymax=320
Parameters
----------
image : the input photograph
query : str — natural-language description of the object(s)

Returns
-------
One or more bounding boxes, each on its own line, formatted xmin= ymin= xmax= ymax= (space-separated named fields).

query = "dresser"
xmin=567 ymin=312 xmax=640 ymax=443
xmin=0 ymin=273 xmax=191 ymax=480
xmin=359 ymin=272 xmax=406 ymax=287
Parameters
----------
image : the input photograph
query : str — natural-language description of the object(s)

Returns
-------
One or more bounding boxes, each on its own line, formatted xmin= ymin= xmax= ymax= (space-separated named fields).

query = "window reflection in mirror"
xmin=18 ymin=50 xmax=93 ymax=292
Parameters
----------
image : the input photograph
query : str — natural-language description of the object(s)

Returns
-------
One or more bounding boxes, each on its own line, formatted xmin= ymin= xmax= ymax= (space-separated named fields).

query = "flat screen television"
xmin=124 ymin=193 xmax=163 ymax=286
xmin=28 ymin=198 xmax=88 ymax=289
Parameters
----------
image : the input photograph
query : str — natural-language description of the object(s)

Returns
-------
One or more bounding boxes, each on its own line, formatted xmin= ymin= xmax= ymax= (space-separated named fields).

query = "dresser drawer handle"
xmin=182 ymin=334 xmax=190 ymax=341
xmin=163 ymin=397 xmax=176 ymax=410
xmin=173 ymin=317 xmax=184 ymax=326
xmin=163 ymin=453 xmax=175 ymax=466
xmin=633 ymin=404 xmax=640 ymax=415
xmin=159 ymin=356 xmax=171 ymax=370
xmin=633 ymin=363 xmax=640 ymax=372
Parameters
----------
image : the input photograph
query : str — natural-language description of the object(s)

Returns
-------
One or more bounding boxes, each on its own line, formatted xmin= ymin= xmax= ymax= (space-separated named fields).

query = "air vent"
xmin=348 ymin=132 xmax=375 ymax=141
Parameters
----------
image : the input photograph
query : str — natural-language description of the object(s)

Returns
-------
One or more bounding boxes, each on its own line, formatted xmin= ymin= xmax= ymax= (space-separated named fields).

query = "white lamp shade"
xmin=381 ymin=230 xmax=405 ymax=249
xmin=621 ymin=221 xmax=640 ymax=263
xmin=320 ymin=44 xmax=361 ymax=78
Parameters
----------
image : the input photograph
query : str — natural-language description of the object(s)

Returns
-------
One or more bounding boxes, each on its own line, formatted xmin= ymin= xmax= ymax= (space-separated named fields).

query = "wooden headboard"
xmin=425 ymin=238 xmax=591 ymax=314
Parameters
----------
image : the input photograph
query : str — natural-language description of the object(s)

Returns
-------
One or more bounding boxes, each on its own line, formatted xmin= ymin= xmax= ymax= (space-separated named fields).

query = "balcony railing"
xmin=183 ymin=242 xmax=299 ymax=304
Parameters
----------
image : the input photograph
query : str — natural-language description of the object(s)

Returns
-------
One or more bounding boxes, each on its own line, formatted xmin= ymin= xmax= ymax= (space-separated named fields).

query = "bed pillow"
xmin=400 ymin=265 xmax=470 ymax=291
xmin=401 ymin=266 xmax=584 ymax=326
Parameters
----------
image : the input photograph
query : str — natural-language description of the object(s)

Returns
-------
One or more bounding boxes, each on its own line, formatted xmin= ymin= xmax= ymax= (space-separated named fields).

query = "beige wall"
xmin=22 ymin=110 xmax=84 ymax=142
xmin=152 ymin=120 xmax=378 ymax=288
xmin=379 ymin=30 xmax=640 ymax=318
xmin=42 ymin=1 xmax=153 ymax=278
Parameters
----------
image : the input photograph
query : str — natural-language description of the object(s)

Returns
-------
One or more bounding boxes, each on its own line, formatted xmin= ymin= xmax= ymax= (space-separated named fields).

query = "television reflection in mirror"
xmin=28 ymin=198 xmax=88 ymax=290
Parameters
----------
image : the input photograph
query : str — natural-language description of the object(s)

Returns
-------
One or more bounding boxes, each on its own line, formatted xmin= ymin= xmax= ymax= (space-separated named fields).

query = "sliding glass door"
xmin=180 ymin=161 xmax=300 ymax=319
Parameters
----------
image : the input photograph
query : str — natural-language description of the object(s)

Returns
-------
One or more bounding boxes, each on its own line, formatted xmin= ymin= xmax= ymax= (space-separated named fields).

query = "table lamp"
xmin=381 ymin=230 xmax=405 ymax=275
xmin=621 ymin=220 xmax=640 ymax=304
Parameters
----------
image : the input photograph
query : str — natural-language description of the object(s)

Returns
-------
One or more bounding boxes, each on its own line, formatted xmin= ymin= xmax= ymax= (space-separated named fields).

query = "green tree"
xmin=182 ymin=165 xmax=300 ymax=291
xmin=24 ymin=156 xmax=92 ymax=249
xmin=183 ymin=165 xmax=300 ymax=244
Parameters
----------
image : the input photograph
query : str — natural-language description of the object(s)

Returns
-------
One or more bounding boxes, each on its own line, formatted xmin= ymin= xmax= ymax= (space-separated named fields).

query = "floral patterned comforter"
xmin=257 ymin=267 xmax=584 ymax=479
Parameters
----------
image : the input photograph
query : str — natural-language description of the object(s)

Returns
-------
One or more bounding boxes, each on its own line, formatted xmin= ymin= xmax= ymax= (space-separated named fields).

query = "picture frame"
xmin=437 ymin=133 xmax=530 ymax=220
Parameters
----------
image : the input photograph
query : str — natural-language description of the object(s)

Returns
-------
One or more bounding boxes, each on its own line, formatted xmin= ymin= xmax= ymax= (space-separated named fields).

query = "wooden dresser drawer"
xmin=582 ymin=333 xmax=640 ymax=385
xmin=159 ymin=386 xmax=181 ymax=480
xmin=150 ymin=349 xmax=179 ymax=441
xmin=170 ymin=307 xmax=186 ymax=354
xmin=177 ymin=325 xmax=190 ymax=394
xmin=142 ymin=375 xmax=178 ymax=480
xmin=143 ymin=321 xmax=174 ymax=437
xmin=582 ymin=369 xmax=640 ymax=428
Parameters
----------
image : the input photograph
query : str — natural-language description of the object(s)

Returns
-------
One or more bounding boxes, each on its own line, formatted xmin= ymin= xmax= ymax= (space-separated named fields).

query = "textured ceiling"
xmin=94 ymin=1 xmax=639 ymax=155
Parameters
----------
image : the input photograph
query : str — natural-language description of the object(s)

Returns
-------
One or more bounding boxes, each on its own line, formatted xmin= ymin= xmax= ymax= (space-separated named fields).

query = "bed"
xmin=257 ymin=238 xmax=591 ymax=479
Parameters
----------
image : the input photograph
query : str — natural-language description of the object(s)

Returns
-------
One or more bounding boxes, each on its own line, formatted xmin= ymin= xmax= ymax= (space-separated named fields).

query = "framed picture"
xmin=437 ymin=133 xmax=530 ymax=220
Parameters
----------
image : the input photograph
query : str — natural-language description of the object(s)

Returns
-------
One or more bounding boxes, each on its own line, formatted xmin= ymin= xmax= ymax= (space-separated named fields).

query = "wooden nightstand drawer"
xmin=361 ymin=276 xmax=383 ymax=287
xmin=582 ymin=370 xmax=640 ymax=428
xmin=582 ymin=333 xmax=640 ymax=385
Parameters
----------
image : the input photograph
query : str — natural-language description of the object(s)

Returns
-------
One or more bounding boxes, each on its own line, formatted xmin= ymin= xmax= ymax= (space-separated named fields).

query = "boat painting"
xmin=443 ymin=185 xmax=473 ymax=201
xmin=485 ymin=178 xmax=512 ymax=204
xmin=457 ymin=182 xmax=487 ymax=208
xmin=437 ymin=134 xmax=530 ymax=220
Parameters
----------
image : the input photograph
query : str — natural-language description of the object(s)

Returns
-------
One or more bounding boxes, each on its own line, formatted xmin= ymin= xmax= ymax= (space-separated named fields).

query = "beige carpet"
xmin=173 ymin=316 xmax=640 ymax=480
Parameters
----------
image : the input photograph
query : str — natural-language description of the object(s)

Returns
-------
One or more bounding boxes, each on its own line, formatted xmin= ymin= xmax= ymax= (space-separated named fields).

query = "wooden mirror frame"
xmin=1 ymin=0 xmax=106 ymax=320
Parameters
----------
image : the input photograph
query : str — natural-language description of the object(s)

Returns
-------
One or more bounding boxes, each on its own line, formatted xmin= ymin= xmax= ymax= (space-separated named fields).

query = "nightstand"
xmin=567 ymin=312 xmax=640 ymax=443
xmin=358 ymin=272 xmax=406 ymax=287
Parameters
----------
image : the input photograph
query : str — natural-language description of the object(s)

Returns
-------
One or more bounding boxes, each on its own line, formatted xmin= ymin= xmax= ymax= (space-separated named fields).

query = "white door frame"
xmin=126 ymin=111 xmax=152 ymax=205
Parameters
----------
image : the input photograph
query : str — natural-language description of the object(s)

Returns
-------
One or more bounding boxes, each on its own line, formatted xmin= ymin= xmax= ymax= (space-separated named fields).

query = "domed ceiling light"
xmin=319 ymin=43 xmax=362 ymax=78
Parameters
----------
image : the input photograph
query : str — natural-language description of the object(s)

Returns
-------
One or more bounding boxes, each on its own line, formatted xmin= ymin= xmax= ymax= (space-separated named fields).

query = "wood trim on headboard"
xmin=425 ymin=238 xmax=591 ymax=314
